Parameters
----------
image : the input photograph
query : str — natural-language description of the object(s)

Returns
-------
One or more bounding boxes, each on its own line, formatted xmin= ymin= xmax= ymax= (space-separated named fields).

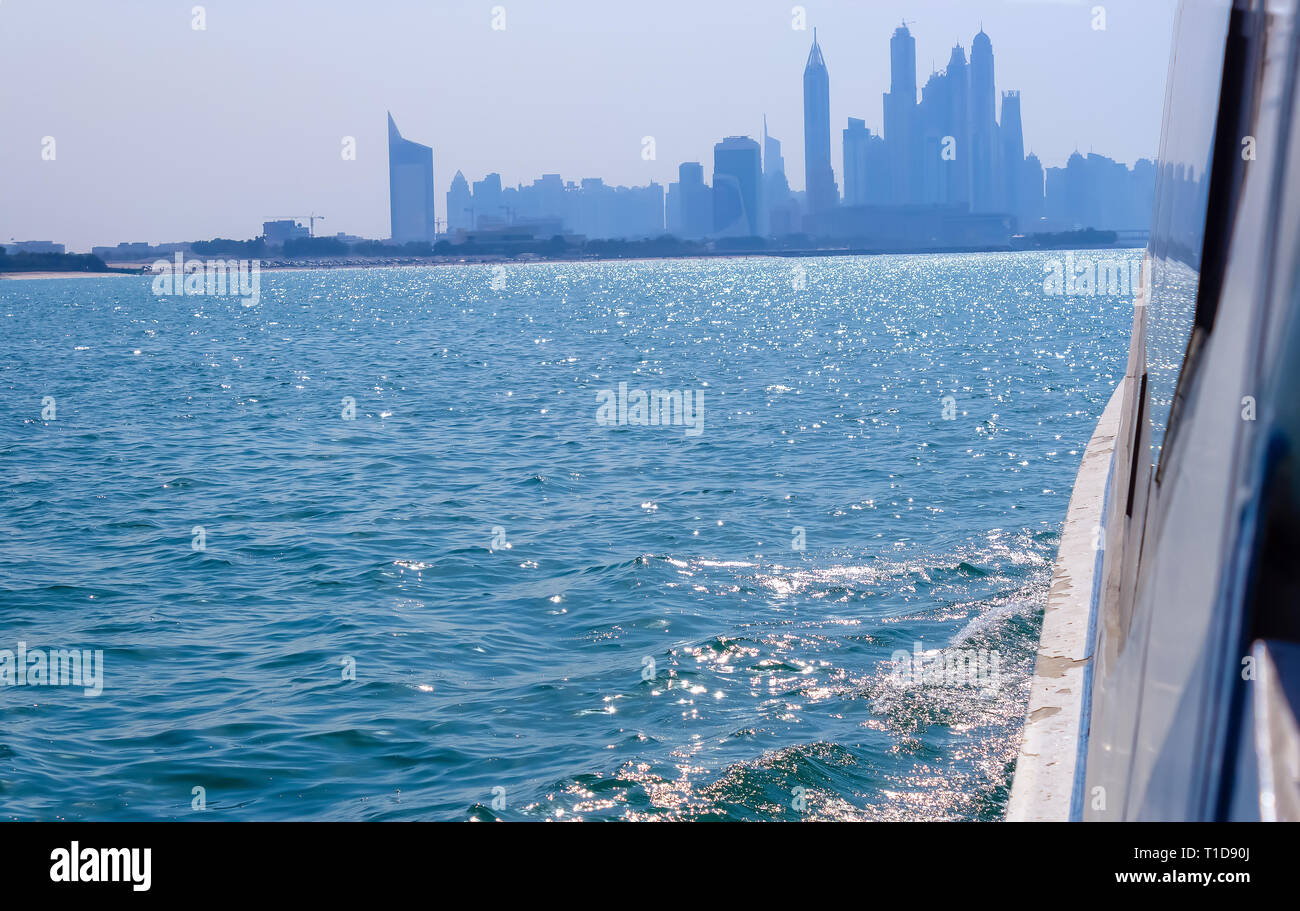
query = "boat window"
xmin=1192 ymin=3 xmax=1267 ymax=335
xmin=1144 ymin=0 xmax=1234 ymax=466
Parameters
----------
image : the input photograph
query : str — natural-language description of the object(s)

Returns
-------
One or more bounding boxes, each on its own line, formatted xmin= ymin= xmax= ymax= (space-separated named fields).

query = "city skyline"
xmin=400 ymin=22 xmax=1155 ymax=247
xmin=0 ymin=0 xmax=1177 ymax=250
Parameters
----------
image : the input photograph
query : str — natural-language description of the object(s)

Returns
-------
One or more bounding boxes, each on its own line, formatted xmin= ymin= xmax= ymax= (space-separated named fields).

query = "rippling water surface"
xmin=0 ymin=253 xmax=1134 ymax=820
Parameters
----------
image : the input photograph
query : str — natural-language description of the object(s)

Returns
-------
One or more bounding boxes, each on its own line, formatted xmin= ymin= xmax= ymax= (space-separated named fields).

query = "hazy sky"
xmin=0 ymin=0 xmax=1178 ymax=250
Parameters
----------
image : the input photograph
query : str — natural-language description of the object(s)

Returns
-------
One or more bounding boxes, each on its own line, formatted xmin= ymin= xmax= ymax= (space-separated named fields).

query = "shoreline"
xmin=0 ymin=270 xmax=134 ymax=280
xmin=245 ymin=243 xmax=1144 ymax=271
xmin=0 ymin=243 xmax=1145 ymax=280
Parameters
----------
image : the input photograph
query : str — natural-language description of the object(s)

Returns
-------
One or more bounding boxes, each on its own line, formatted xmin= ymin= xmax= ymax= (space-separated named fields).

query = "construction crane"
xmin=263 ymin=214 xmax=327 ymax=237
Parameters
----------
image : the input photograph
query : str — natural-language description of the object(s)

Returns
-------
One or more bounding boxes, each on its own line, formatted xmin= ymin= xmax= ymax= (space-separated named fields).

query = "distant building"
xmin=1045 ymin=165 xmax=1069 ymax=225
xmin=920 ymin=44 xmax=972 ymax=208
xmin=5 ymin=241 xmax=65 ymax=254
xmin=571 ymin=178 xmax=664 ymax=238
xmin=92 ymin=242 xmax=153 ymax=261
xmin=91 ymin=241 xmax=189 ymax=262
xmin=1040 ymin=151 xmax=1156 ymax=232
xmin=453 ymin=218 xmax=567 ymax=246
xmin=884 ymin=23 xmax=918 ymax=205
xmin=262 ymin=219 xmax=310 ymax=246
xmin=666 ymin=177 xmax=684 ymax=235
xmin=1000 ymin=91 xmax=1027 ymax=223
xmin=668 ymin=162 xmax=712 ymax=238
xmin=804 ymin=204 xmax=1013 ymax=250
xmin=969 ymin=30 xmax=999 ymax=213
xmin=1021 ymin=153 xmax=1046 ymax=230
xmin=713 ymin=136 xmax=762 ymax=236
xmin=387 ymin=112 xmax=436 ymax=243
xmin=448 ymin=170 xmax=664 ymax=240
xmin=803 ymin=31 xmax=838 ymax=213
xmin=524 ymin=174 xmax=567 ymax=227
xmin=762 ymin=117 xmax=795 ymax=236
xmin=446 ymin=170 xmax=473 ymax=233
xmin=843 ymin=118 xmax=890 ymax=206
xmin=472 ymin=173 xmax=504 ymax=227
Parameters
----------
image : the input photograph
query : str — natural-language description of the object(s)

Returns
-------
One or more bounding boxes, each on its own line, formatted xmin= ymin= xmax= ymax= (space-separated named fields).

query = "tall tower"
xmin=675 ymin=162 xmax=711 ymax=238
xmin=843 ymin=118 xmax=870 ymax=206
xmin=1022 ymin=152 xmax=1045 ymax=227
xmin=945 ymin=44 xmax=972 ymax=209
xmin=763 ymin=115 xmax=788 ymax=191
xmin=803 ymin=30 xmax=838 ymax=213
xmin=762 ymin=115 xmax=791 ymax=236
xmin=969 ymin=29 xmax=999 ymax=213
xmin=713 ymin=136 xmax=763 ymax=236
xmin=446 ymin=170 xmax=472 ymax=234
xmin=387 ymin=112 xmax=436 ymax=243
xmin=883 ymin=22 xmax=918 ymax=205
xmin=999 ymin=91 xmax=1026 ymax=222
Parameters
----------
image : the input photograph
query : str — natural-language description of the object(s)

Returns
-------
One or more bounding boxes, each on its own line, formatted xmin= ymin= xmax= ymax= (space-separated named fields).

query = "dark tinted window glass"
xmin=1145 ymin=0 xmax=1233 ymax=462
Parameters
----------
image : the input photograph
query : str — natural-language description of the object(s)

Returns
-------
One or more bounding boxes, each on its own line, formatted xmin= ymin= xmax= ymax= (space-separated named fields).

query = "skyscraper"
xmin=759 ymin=118 xmax=800 ymax=236
xmin=529 ymin=174 xmax=567 ymax=226
xmin=803 ymin=31 xmax=838 ymax=213
xmin=1064 ymin=151 xmax=1089 ymax=228
xmin=762 ymin=116 xmax=792 ymax=236
xmin=472 ymin=173 xmax=504 ymax=226
xmin=999 ymin=91 xmax=1026 ymax=222
xmin=917 ymin=70 xmax=944 ymax=203
xmin=676 ymin=162 xmax=712 ymax=237
xmin=883 ymin=23 xmax=918 ymax=205
xmin=713 ymin=136 xmax=762 ymax=236
xmin=667 ymin=177 xmax=684 ymax=236
xmin=916 ymin=45 xmax=973 ymax=208
xmin=387 ymin=112 xmax=436 ymax=243
xmin=1022 ymin=153 xmax=1046 ymax=228
xmin=446 ymin=170 xmax=472 ymax=234
xmin=843 ymin=118 xmax=890 ymax=206
xmin=945 ymin=44 xmax=972 ymax=209
xmin=969 ymin=29 xmax=999 ymax=213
